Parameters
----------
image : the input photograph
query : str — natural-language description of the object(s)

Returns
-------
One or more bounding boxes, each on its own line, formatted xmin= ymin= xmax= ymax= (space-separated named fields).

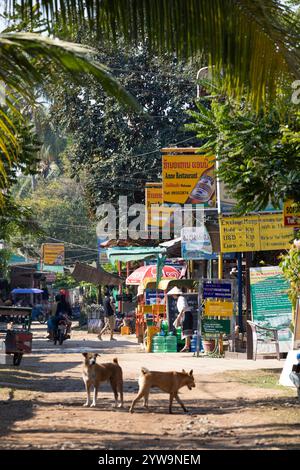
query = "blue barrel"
xmin=190 ymin=332 xmax=204 ymax=352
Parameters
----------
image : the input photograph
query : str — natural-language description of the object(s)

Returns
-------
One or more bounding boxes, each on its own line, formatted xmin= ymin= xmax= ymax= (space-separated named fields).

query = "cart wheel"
xmin=13 ymin=353 xmax=23 ymax=366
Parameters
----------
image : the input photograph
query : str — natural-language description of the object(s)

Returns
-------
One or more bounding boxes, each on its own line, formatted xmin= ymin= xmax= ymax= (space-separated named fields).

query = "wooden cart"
xmin=0 ymin=306 xmax=32 ymax=365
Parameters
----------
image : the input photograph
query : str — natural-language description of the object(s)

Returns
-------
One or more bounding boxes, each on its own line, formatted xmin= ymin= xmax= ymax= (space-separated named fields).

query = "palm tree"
xmin=10 ymin=0 xmax=300 ymax=106
xmin=0 ymin=31 xmax=140 ymax=200
xmin=2 ymin=1 xmax=299 ymax=201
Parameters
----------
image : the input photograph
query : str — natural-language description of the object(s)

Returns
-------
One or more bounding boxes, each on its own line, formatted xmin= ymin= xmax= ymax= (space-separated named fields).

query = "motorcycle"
xmin=53 ymin=316 xmax=69 ymax=345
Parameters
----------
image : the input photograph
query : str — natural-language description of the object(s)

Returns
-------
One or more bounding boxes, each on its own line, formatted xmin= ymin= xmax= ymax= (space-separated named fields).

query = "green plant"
xmin=279 ymin=240 xmax=300 ymax=324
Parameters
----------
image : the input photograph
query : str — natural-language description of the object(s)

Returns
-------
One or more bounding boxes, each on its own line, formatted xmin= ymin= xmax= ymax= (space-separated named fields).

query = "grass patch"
xmin=223 ymin=369 xmax=293 ymax=392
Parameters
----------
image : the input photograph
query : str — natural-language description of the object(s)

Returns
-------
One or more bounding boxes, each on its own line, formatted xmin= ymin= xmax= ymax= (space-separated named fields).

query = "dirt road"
xmin=0 ymin=324 xmax=299 ymax=450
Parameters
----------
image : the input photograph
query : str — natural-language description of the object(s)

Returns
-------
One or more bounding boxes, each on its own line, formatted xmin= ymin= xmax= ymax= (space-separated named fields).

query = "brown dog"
xmin=82 ymin=353 xmax=123 ymax=408
xmin=129 ymin=367 xmax=195 ymax=414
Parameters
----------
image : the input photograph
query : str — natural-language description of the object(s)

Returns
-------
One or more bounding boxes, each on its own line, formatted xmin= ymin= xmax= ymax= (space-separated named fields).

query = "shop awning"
xmin=71 ymin=262 xmax=123 ymax=286
xmin=107 ymin=247 xmax=166 ymax=264
xmin=137 ymin=277 xmax=197 ymax=295
xmin=158 ymin=279 xmax=198 ymax=291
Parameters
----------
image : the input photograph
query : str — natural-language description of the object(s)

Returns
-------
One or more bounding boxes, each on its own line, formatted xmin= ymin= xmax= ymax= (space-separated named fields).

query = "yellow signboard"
xmin=204 ymin=300 xmax=234 ymax=317
xmin=283 ymin=200 xmax=300 ymax=227
xmin=42 ymin=243 xmax=65 ymax=266
xmin=162 ymin=152 xmax=215 ymax=206
xmin=220 ymin=214 xmax=294 ymax=253
xmin=145 ymin=183 xmax=173 ymax=228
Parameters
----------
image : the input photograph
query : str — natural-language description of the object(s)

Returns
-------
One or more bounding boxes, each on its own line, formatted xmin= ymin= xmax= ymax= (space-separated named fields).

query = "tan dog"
xmin=129 ymin=367 xmax=195 ymax=414
xmin=82 ymin=353 xmax=123 ymax=408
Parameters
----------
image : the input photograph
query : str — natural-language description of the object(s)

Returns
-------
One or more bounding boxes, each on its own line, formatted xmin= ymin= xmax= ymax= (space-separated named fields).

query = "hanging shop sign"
xmin=162 ymin=152 xmax=215 ymax=206
xmin=145 ymin=289 xmax=165 ymax=305
xmin=219 ymin=214 xmax=294 ymax=253
xmin=283 ymin=200 xmax=300 ymax=227
xmin=145 ymin=183 xmax=173 ymax=229
xmin=250 ymin=266 xmax=292 ymax=345
xmin=202 ymin=318 xmax=231 ymax=335
xmin=97 ymin=237 xmax=108 ymax=264
xmin=202 ymin=281 xmax=232 ymax=299
xmin=181 ymin=226 xmax=213 ymax=260
xmin=204 ymin=300 xmax=234 ymax=317
xmin=41 ymin=243 xmax=64 ymax=266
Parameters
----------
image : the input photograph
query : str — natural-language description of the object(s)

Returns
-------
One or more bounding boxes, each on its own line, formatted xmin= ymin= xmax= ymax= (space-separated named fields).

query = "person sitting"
xmin=55 ymin=294 xmax=72 ymax=335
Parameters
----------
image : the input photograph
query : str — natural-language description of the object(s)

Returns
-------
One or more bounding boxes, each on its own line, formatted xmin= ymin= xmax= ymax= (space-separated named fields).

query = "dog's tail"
xmin=141 ymin=367 xmax=149 ymax=375
xmin=113 ymin=357 xmax=119 ymax=364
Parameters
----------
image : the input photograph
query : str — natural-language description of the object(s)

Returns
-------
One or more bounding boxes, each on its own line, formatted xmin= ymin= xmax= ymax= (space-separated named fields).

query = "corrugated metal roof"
xmin=71 ymin=262 xmax=123 ymax=286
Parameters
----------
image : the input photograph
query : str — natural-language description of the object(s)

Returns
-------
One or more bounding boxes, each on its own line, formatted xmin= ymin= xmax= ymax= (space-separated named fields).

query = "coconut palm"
xmin=0 ymin=31 xmax=140 ymax=201
xmin=2 ymin=1 xmax=299 ymax=201
xmin=10 ymin=0 xmax=300 ymax=107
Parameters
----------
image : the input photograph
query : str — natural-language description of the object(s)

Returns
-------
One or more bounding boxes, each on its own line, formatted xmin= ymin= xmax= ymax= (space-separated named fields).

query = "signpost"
xmin=145 ymin=182 xmax=173 ymax=230
xmin=181 ymin=226 xmax=213 ymax=260
xmin=197 ymin=279 xmax=236 ymax=357
xmin=283 ymin=200 xmax=300 ymax=227
xmin=204 ymin=300 xmax=234 ymax=317
xmin=203 ymin=281 xmax=232 ymax=299
xmin=250 ymin=266 xmax=293 ymax=351
xmin=41 ymin=243 xmax=65 ymax=266
xmin=202 ymin=319 xmax=231 ymax=335
xmin=162 ymin=149 xmax=216 ymax=206
xmin=220 ymin=214 xmax=293 ymax=253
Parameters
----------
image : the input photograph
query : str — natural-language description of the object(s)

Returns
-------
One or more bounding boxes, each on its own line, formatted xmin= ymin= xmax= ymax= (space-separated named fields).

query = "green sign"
xmin=202 ymin=319 xmax=231 ymax=335
xmin=250 ymin=266 xmax=292 ymax=342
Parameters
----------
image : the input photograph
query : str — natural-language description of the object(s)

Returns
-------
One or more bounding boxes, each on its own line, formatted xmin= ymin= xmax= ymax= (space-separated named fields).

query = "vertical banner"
xmin=145 ymin=182 xmax=173 ymax=230
xmin=97 ymin=238 xmax=108 ymax=265
xmin=250 ymin=266 xmax=293 ymax=350
xmin=162 ymin=148 xmax=215 ymax=206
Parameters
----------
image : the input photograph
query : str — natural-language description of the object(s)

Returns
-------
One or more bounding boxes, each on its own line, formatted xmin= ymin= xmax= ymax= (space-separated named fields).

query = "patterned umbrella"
xmin=126 ymin=264 xmax=181 ymax=285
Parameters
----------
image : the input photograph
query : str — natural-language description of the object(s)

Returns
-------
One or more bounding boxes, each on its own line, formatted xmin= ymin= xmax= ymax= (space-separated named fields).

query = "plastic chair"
xmin=247 ymin=320 xmax=280 ymax=361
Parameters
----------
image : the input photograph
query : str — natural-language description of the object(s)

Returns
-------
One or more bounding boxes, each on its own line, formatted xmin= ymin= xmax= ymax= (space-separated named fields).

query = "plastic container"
xmin=176 ymin=327 xmax=185 ymax=345
xmin=190 ymin=332 xmax=204 ymax=353
xmin=164 ymin=334 xmax=177 ymax=352
xmin=152 ymin=334 xmax=165 ymax=353
xmin=121 ymin=326 xmax=130 ymax=335
xmin=161 ymin=320 xmax=169 ymax=335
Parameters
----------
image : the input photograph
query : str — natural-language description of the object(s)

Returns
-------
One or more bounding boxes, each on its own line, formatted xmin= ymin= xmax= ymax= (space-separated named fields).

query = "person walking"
xmin=98 ymin=291 xmax=116 ymax=341
xmin=168 ymin=286 xmax=193 ymax=352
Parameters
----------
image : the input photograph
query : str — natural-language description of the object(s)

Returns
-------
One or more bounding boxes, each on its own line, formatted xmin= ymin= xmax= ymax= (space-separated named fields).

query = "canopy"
xmin=71 ymin=262 xmax=123 ymax=286
xmin=11 ymin=288 xmax=43 ymax=294
xmin=126 ymin=265 xmax=180 ymax=285
xmin=137 ymin=278 xmax=197 ymax=295
xmin=107 ymin=247 xmax=166 ymax=264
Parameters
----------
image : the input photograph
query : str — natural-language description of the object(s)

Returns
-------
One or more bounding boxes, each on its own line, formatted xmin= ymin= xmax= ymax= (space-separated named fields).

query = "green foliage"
xmin=53 ymin=273 xmax=78 ymax=290
xmin=279 ymin=242 xmax=300 ymax=311
xmin=48 ymin=38 xmax=198 ymax=211
xmin=12 ymin=0 xmax=300 ymax=109
xmin=186 ymin=86 xmax=300 ymax=214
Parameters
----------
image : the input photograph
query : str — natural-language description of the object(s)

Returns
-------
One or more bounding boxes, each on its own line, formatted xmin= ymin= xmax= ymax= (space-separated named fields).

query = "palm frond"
xmin=11 ymin=0 xmax=300 ymax=107
xmin=0 ymin=31 xmax=142 ymax=206
xmin=0 ymin=32 xmax=141 ymax=111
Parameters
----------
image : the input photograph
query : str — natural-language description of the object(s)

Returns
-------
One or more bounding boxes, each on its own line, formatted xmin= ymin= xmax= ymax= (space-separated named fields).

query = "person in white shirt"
xmin=168 ymin=286 xmax=193 ymax=352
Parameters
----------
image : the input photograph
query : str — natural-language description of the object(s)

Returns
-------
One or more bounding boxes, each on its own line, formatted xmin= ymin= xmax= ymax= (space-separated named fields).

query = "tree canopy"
xmin=11 ymin=0 xmax=300 ymax=108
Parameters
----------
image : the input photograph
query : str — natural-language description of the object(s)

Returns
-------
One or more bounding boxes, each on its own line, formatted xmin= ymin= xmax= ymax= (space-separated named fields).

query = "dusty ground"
xmin=0 ymin=323 xmax=299 ymax=450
